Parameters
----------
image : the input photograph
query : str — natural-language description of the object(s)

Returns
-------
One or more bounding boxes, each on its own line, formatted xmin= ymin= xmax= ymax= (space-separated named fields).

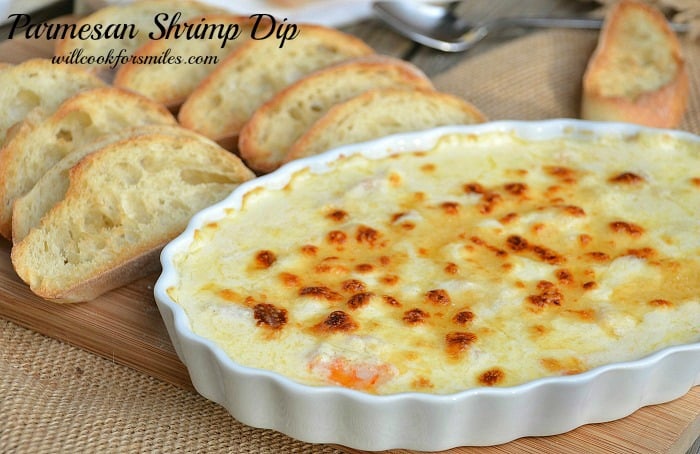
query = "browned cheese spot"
xmin=532 ymin=245 xmax=565 ymax=265
xmin=254 ymin=250 xmax=276 ymax=269
xmin=388 ymin=172 xmax=402 ymax=186
xmin=326 ymin=209 xmax=348 ymax=222
xmin=506 ymin=235 xmax=564 ymax=264
xmin=441 ymin=201 xmax=460 ymax=215
xmin=381 ymin=274 xmax=399 ymax=285
xmin=300 ymin=244 xmax=318 ymax=256
xmin=444 ymin=262 xmax=459 ymax=275
xmin=299 ymin=286 xmax=343 ymax=301
xmin=649 ymin=298 xmax=674 ymax=308
xmin=253 ymin=303 xmax=288 ymax=330
xmin=544 ymin=166 xmax=577 ymax=184
xmin=426 ymin=289 xmax=451 ymax=305
xmin=500 ymin=212 xmax=519 ymax=224
xmin=530 ymin=324 xmax=549 ymax=338
xmin=555 ymin=269 xmax=574 ymax=285
xmin=355 ymin=263 xmax=374 ymax=273
xmin=327 ymin=230 xmax=347 ymax=245
xmin=411 ymin=377 xmax=434 ymax=389
xmin=610 ymin=221 xmax=645 ymax=237
xmin=445 ymin=332 xmax=477 ymax=357
xmin=478 ymin=368 xmax=505 ymax=386
xmin=279 ymin=272 xmax=301 ymax=287
xmin=624 ymin=247 xmax=656 ymax=259
xmin=347 ymin=292 xmax=374 ymax=310
xmin=506 ymin=235 xmax=528 ymax=251
xmin=470 ymin=236 xmax=508 ymax=257
xmin=479 ymin=192 xmax=502 ymax=214
xmin=562 ymin=205 xmax=586 ymax=217
xmin=527 ymin=280 xmax=563 ymax=308
xmin=403 ymin=308 xmax=430 ymax=325
xmin=584 ymin=251 xmax=610 ymax=262
xmin=565 ymin=308 xmax=596 ymax=322
xmin=609 ymin=172 xmax=644 ymax=185
xmin=383 ymin=295 xmax=401 ymax=307
xmin=341 ymin=279 xmax=366 ymax=293
xmin=540 ymin=357 xmax=584 ymax=375
xmin=218 ymin=288 xmax=239 ymax=301
xmin=452 ymin=310 xmax=475 ymax=325
xmin=356 ymin=225 xmax=380 ymax=246
xmin=578 ymin=234 xmax=592 ymax=247
xmin=391 ymin=212 xmax=406 ymax=223
xmin=463 ymin=182 xmax=485 ymax=194
xmin=314 ymin=257 xmax=349 ymax=275
xmin=582 ymin=281 xmax=598 ymax=291
xmin=314 ymin=310 xmax=358 ymax=333
xmin=504 ymin=182 xmax=527 ymax=196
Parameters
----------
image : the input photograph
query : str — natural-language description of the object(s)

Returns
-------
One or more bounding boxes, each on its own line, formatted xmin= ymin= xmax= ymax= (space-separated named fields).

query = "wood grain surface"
xmin=0 ymin=11 xmax=698 ymax=454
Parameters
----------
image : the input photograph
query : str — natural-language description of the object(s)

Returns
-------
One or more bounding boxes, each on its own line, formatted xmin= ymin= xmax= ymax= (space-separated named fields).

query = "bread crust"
xmin=11 ymin=131 xmax=254 ymax=303
xmin=581 ymin=0 xmax=689 ymax=128
xmin=11 ymin=237 xmax=165 ymax=304
xmin=0 ymin=87 xmax=177 ymax=239
xmin=285 ymin=87 xmax=486 ymax=162
xmin=113 ymin=14 xmax=256 ymax=109
xmin=177 ymin=24 xmax=375 ymax=148
xmin=238 ymin=56 xmax=434 ymax=173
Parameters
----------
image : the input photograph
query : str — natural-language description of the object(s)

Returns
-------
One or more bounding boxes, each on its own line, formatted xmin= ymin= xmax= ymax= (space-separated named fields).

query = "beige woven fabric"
xmin=1 ymin=29 xmax=699 ymax=454
xmin=0 ymin=320 xmax=345 ymax=454
xmin=435 ymin=29 xmax=700 ymax=134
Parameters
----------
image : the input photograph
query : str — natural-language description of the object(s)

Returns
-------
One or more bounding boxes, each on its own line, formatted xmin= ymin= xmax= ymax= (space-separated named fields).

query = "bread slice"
xmin=12 ymin=125 xmax=184 ymax=244
xmin=113 ymin=14 xmax=256 ymax=109
xmin=54 ymin=0 xmax=223 ymax=74
xmin=177 ymin=24 xmax=374 ymax=150
xmin=581 ymin=0 xmax=688 ymax=128
xmin=0 ymin=59 xmax=105 ymax=145
xmin=285 ymin=87 xmax=486 ymax=162
xmin=11 ymin=131 xmax=254 ymax=303
xmin=0 ymin=87 xmax=177 ymax=239
xmin=237 ymin=56 xmax=434 ymax=173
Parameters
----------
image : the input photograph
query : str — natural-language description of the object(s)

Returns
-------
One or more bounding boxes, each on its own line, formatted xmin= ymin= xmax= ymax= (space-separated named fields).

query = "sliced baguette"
xmin=177 ymin=24 xmax=374 ymax=149
xmin=581 ymin=0 xmax=688 ymax=128
xmin=285 ymin=87 xmax=486 ymax=162
xmin=12 ymin=124 xmax=184 ymax=244
xmin=113 ymin=14 xmax=256 ymax=109
xmin=0 ymin=87 xmax=177 ymax=239
xmin=238 ymin=56 xmax=434 ymax=173
xmin=0 ymin=59 xmax=105 ymax=145
xmin=54 ymin=0 xmax=223 ymax=73
xmin=11 ymin=131 xmax=254 ymax=303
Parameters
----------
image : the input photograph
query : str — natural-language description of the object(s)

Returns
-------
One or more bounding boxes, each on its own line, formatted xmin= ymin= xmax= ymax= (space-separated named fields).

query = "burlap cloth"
xmin=1 ymin=29 xmax=699 ymax=453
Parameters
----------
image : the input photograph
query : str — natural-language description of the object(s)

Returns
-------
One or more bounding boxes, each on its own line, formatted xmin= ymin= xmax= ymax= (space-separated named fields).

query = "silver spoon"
xmin=372 ymin=1 xmax=690 ymax=53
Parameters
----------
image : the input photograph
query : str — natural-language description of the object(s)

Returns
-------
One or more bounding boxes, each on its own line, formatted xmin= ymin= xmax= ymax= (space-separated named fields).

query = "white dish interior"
xmin=155 ymin=120 xmax=700 ymax=451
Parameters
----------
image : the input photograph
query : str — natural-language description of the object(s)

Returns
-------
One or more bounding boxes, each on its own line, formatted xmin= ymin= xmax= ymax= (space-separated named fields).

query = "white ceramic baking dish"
xmin=154 ymin=120 xmax=700 ymax=451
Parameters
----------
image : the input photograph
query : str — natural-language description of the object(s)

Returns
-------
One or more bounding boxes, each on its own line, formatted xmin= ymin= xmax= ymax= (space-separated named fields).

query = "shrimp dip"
xmin=167 ymin=129 xmax=700 ymax=395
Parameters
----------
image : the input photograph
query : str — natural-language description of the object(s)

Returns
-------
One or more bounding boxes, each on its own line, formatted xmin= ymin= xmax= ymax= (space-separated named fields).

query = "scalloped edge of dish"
xmin=155 ymin=119 xmax=700 ymax=451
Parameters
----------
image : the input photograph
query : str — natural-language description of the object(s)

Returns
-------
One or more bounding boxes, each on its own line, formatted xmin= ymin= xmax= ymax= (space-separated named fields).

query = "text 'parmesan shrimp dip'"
xmin=167 ymin=129 xmax=700 ymax=395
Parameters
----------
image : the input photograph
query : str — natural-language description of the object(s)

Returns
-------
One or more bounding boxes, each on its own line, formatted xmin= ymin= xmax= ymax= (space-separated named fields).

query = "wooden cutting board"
xmin=0 ymin=26 xmax=698 ymax=454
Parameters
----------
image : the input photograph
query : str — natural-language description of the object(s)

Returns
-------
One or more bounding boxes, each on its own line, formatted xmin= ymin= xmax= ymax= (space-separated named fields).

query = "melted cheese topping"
xmin=169 ymin=131 xmax=700 ymax=395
